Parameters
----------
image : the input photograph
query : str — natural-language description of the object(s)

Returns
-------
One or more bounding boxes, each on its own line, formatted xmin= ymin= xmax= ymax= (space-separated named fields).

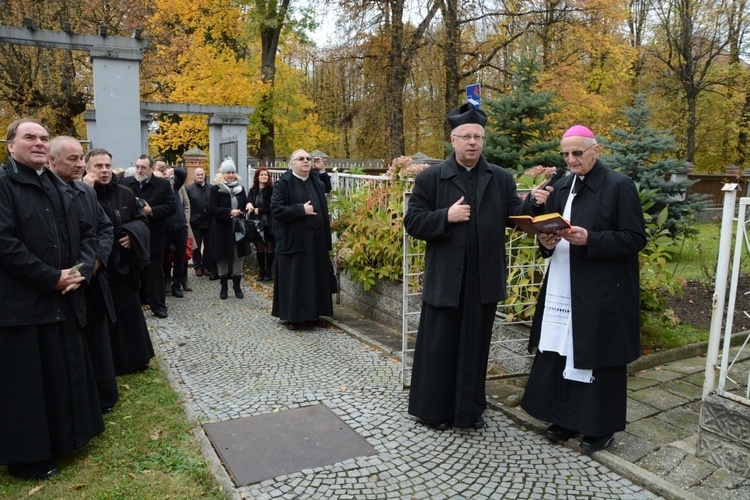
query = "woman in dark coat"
xmin=208 ymin=158 xmax=251 ymax=299
xmin=88 ymin=149 xmax=154 ymax=375
xmin=247 ymin=166 xmax=275 ymax=281
xmin=271 ymin=149 xmax=335 ymax=330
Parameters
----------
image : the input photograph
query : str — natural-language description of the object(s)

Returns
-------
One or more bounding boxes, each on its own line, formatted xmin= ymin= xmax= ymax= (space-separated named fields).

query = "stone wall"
xmin=696 ymin=394 xmax=750 ymax=477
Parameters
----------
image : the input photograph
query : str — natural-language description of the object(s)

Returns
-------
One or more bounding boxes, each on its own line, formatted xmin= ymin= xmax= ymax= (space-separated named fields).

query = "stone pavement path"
xmin=148 ymin=276 xmax=658 ymax=499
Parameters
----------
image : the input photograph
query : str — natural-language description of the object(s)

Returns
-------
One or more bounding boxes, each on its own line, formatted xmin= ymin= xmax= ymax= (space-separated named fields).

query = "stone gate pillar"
xmin=208 ymin=113 xmax=249 ymax=188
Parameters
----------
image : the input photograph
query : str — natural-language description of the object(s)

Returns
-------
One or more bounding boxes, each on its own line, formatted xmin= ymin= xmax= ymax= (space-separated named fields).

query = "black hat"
xmin=447 ymin=102 xmax=488 ymax=128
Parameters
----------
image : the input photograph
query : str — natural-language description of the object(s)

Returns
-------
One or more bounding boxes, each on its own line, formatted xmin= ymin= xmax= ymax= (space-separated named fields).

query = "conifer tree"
xmin=600 ymin=94 xmax=708 ymax=237
xmin=483 ymin=57 xmax=565 ymax=173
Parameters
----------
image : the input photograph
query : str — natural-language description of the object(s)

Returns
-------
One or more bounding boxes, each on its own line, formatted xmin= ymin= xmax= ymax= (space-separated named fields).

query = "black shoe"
xmin=171 ymin=286 xmax=183 ymax=298
xmin=580 ymin=434 xmax=614 ymax=452
xmin=209 ymin=273 xmax=219 ymax=281
xmin=420 ymin=419 xmax=452 ymax=431
xmin=473 ymin=417 xmax=486 ymax=429
xmin=153 ymin=309 xmax=168 ymax=318
xmin=545 ymin=424 xmax=577 ymax=442
xmin=8 ymin=462 xmax=60 ymax=481
xmin=102 ymin=406 xmax=114 ymax=414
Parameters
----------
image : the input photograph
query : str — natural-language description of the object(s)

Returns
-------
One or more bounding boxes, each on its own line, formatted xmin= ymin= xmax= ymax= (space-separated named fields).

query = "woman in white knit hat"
xmin=208 ymin=157 xmax=253 ymax=299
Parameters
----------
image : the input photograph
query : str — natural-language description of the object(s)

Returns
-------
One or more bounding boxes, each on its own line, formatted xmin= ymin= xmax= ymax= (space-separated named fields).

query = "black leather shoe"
xmin=580 ymin=434 xmax=614 ymax=452
xmin=171 ymin=286 xmax=184 ymax=298
xmin=419 ymin=419 xmax=452 ymax=431
xmin=102 ymin=406 xmax=114 ymax=414
xmin=473 ymin=417 xmax=486 ymax=429
xmin=153 ymin=309 xmax=168 ymax=318
xmin=8 ymin=462 xmax=60 ymax=480
xmin=544 ymin=424 xmax=577 ymax=442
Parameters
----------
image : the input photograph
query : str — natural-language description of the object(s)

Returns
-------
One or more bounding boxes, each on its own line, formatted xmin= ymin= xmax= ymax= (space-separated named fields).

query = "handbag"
xmin=234 ymin=215 xmax=265 ymax=243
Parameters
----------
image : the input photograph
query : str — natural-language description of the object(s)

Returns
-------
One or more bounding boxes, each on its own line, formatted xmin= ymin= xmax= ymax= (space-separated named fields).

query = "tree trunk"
xmin=385 ymin=1 xmax=406 ymax=164
xmin=443 ymin=0 xmax=460 ymax=141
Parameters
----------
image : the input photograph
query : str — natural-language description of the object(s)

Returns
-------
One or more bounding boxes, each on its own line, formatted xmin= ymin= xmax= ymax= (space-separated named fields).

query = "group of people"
xmin=406 ymin=104 xmax=646 ymax=453
xmin=0 ymin=103 xmax=646 ymax=482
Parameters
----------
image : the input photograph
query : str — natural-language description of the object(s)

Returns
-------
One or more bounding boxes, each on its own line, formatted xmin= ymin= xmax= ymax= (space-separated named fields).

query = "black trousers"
xmin=191 ymin=226 xmax=214 ymax=273
xmin=142 ymin=253 xmax=167 ymax=313
xmin=163 ymin=226 xmax=187 ymax=288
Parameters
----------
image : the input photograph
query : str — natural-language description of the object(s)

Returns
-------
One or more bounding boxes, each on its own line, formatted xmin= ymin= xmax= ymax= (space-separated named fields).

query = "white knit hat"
xmin=220 ymin=157 xmax=236 ymax=173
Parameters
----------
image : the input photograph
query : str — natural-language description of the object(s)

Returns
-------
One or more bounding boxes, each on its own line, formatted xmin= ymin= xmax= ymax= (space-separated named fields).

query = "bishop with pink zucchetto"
xmin=520 ymin=122 xmax=648 ymax=453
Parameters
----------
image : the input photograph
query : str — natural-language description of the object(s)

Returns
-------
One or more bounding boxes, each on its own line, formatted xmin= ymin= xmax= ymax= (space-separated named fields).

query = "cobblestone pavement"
xmin=148 ymin=276 xmax=658 ymax=499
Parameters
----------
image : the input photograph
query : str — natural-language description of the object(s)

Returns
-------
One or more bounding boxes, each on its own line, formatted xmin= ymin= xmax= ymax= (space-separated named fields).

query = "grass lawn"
xmin=0 ymin=360 xmax=225 ymax=499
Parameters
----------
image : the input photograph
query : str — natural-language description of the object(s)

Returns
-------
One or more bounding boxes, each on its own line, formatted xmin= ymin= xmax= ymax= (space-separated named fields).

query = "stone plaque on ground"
xmin=204 ymin=404 xmax=378 ymax=486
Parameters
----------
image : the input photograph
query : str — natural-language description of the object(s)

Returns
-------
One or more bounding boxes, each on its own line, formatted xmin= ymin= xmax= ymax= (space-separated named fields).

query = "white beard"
xmin=134 ymin=173 xmax=147 ymax=182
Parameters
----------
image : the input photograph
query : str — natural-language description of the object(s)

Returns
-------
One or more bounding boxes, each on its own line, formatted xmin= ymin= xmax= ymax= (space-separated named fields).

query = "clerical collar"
xmin=292 ymin=172 xmax=309 ymax=181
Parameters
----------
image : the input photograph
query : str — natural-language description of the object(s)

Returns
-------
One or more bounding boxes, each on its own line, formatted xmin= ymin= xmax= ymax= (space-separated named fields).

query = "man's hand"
xmin=56 ymin=268 xmax=86 ymax=294
xmin=560 ymin=225 xmax=588 ymax=246
xmin=119 ymin=233 xmax=132 ymax=249
xmin=83 ymin=171 xmax=97 ymax=188
xmin=304 ymin=200 xmax=317 ymax=215
xmin=530 ymin=182 xmax=552 ymax=205
xmin=447 ymin=196 xmax=470 ymax=223
xmin=142 ymin=201 xmax=153 ymax=216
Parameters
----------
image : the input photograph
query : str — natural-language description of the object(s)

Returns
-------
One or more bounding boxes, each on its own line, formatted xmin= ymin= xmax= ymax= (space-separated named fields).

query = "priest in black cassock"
xmin=271 ymin=149 xmax=335 ymax=330
xmin=521 ymin=125 xmax=646 ymax=452
xmin=404 ymin=104 xmax=550 ymax=430
xmin=0 ymin=119 xmax=103 ymax=480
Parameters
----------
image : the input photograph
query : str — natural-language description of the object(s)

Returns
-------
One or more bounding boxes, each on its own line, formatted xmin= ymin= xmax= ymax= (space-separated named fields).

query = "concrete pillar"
xmin=208 ymin=113 xmax=249 ymax=188
xmin=89 ymin=55 xmax=143 ymax=169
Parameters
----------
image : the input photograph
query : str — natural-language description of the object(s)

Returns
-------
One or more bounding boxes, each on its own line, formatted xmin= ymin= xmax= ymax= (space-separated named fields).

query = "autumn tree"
xmin=650 ymin=0 xmax=735 ymax=162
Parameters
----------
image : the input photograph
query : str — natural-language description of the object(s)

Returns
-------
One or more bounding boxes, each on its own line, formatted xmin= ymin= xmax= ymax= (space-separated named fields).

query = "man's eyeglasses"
xmin=451 ymin=134 xmax=484 ymax=142
xmin=293 ymin=156 xmax=312 ymax=162
xmin=560 ymin=144 xmax=595 ymax=159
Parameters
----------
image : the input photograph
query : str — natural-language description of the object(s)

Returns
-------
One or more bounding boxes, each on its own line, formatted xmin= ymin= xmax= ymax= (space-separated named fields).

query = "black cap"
xmin=447 ymin=102 xmax=488 ymax=129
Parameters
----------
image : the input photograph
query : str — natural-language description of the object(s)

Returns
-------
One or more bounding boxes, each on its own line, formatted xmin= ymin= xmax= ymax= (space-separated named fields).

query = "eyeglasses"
xmin=293 ymin=156 xmax=312 ymax=162
xmin=451 ymin=134 xmax=484 ymax=142
xmin=560 ymin=144 xmax=595 ymax=159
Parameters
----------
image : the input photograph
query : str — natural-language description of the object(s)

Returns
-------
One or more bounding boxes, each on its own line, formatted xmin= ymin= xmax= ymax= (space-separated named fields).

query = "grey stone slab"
xmin=654 ymin=406 xmax=701 ymax=435
xmin=661 ymin=357 xmax=712 ymax=375
xmin=608 ymin=431 xmax=659 ymax=463
xmin=626 ymin=397 xmax=659 ymax=423
xmin=626 ymin=376 xmax=661 ymax=391
xmin=627 ymin=417 xmax=693 ymax=446
xmin=663 ymin=453 xmax=717 ymax=489
xmin=629 ymin=386 xmax=692 ymax=411
xmin=662 ymin=379 xmax=704 ymax=402
xmin=637 ymin=368 xmax=685 ymax=383
xmin=635 ymin=446 xmax=688 ymax=477
xmin=204 ymin=404 xmax=377 ymax=486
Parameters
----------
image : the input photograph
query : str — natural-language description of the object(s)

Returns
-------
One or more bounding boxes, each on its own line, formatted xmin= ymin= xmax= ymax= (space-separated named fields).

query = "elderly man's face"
xmin=49 ymin=139 xmax=85 ymax=182
xmin=134 ymin=158 xmax=152 ymax=182
xmin=290 ymin=151 xmax=312 ymax=177
xmin=450 ymin=123 xmax=484 ymax=168
xmin=193 ymin=168 xmax=205 ymax=183
xmin=87 ymin=153 xmax=113 ymax=185
xmin=561 ymin=136 xmax=599 ymax=176
xmin=8 ymin=122 xmax=50 ymax=169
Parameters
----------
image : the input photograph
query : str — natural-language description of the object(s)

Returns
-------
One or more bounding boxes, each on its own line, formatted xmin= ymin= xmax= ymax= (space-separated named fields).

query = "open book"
xmin=509 ymin=213 xmax=571 ymax=234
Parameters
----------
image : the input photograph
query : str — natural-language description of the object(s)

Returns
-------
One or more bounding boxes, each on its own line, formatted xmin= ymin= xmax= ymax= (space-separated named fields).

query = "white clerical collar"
xmin=292 ymin=171 xmax=309 ymax=181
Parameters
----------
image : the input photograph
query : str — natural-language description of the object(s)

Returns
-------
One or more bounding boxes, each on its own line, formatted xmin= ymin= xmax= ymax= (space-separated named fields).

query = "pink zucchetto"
xmin=562 ymin=125 xmax=595 ymax=139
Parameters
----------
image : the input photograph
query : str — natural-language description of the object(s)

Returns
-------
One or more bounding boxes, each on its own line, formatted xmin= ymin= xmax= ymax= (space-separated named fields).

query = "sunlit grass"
xmin=0 ymin=361 xmax=224 ymax=499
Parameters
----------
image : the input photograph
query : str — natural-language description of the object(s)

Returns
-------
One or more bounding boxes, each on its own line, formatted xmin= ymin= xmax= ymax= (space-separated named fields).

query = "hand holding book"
xmin=509 ymin=213 xmax=571 ymax=234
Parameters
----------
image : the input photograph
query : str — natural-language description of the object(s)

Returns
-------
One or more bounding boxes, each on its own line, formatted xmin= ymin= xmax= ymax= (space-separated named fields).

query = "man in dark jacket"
xmin=0 ymin=119 xmax=103 ymax=480
xmin=521 ymin=125 xmax=647 ymax=452
xmin=185 ymin=167 xmax=212 ymax=277
xmin=163 ymin=166 xmax=189 ymax=297
xmin=122 ymin=155 xmax=176 ymax=318
xmin=48 ymin=136 xmax=119 ymax=413
xmin=404 ymin=103 xmax=549 ymax=431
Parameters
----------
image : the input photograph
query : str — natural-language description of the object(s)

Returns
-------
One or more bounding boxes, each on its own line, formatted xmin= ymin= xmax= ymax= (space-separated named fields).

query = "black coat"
xmin=404 ymin=153 xmax=536 ymax=307
xmin=528 ymin=160 xmax=647 ymax=368
xmin=272 ymin=169 xmax=331 ymax=255
xmin=186 ymin=180 xmax=211 ymax=230
xmin=208 ymin=182 xmax=250 ymax=260
xmin=122 ymin=174 xmax=176 ymax=255
xmin=248 ymin=184 xmax=274 ymax=239
xmin=0 ymin=160 xmax=96 ymax=327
